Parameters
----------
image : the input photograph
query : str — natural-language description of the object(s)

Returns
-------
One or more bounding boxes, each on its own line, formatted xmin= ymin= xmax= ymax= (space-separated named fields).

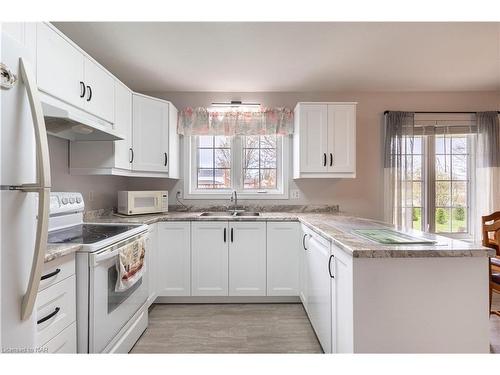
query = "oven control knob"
xmin=61 ymin=197 xmax=68 ymax=204
xmin=69 ymin=197 xmax=75 ymax=204
xmin=76 ymin=196 xmax=82 ymax=203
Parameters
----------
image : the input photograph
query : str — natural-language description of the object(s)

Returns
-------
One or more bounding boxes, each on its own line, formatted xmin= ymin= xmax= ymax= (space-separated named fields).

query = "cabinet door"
xmin=299 ymin=104 xmax=329 ymax=173
xmin=132 ymin=95 xmax=169 ymax=172
xmin=267 ymin=222 xmax=299 ymax=296
xmin=191 ymin=222 xmax=228 ymax=296
xmin=157 ymin=222 xmax=191 ymax=297
xmin=299 ymin=227 xmax=310 ymax=309
xmin=146 ymin=223 xmax=158 ymax=306
xmin=307 ymin=234 xmax=332 ymax=353
xmin=331 ymin=244 xmax=354 ymax=353
xmin=114 ymin=81 xmax=133 ymax=170
xmin=84 ymin=57 xmax=115 ymax=123
xmin=327 ymin=104 xmax=356 ymax=173
xmin=36 ymin=23 xmax=84 ymax=109
xmin=167 ymin=103 xmax=180 ymax=178
xmin=229 ymin=222 xmax=266 ymax=296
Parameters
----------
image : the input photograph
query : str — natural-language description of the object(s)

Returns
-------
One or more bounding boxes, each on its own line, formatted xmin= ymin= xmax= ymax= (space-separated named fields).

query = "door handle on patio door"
xmin=15 ymin=58 xmax=52 ymax=320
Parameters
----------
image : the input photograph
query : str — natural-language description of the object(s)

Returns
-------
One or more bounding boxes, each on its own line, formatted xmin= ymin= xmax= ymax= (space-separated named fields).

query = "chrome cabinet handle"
xmin=17 ymin=58 xmax=51 ymax=321
xmin=328 ymin=255 xmax=334 ymax=278
xmin=79 ymin=81 xmax=86 ymax=98
xmin=302 ymin=234 xmax=308 ymax=250
xmin=37 ymin=307 xmax=60 ymax=325
xmin=40 ymin=268 xmax=61 ymax=281
xmin=86 ymin=85 xmax=92 ymax=101
xmin=330 ymin=153 xmax=333 ymax=166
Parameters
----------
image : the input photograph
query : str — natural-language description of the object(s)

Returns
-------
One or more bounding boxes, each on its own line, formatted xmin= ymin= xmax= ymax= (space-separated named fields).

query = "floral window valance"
xmin=177 ymin=107 xmax=294 ymax=136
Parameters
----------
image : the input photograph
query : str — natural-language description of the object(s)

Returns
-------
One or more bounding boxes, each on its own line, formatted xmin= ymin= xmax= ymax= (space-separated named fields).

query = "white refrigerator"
xmin=1 ymin=28 xmax=51 ymax=352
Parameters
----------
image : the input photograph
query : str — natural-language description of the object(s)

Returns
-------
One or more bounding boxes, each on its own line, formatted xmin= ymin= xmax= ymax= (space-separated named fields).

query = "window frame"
xmin=413 ymin=134 xmax=475 ymax=239
xmin=183 ymin=134 xmax=290 ymax=200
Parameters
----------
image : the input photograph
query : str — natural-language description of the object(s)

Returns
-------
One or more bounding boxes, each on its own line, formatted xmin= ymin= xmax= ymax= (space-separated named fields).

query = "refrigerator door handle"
xmin=15 ymin=58 xmax=52 ymax=320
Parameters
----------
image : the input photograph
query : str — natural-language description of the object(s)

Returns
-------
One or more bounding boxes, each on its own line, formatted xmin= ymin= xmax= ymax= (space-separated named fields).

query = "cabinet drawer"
xmin=42 ymin=322 xmax=76 ymax=353
xmin=39 ymin=254 xmax=75 ymax=291
xmin=36 ymin=275 xmax=76 ymax=346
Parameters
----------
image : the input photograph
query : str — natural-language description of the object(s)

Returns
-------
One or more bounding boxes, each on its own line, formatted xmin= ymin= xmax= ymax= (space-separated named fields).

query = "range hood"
xmin=42 ymin=101 xmax=124 ymax=141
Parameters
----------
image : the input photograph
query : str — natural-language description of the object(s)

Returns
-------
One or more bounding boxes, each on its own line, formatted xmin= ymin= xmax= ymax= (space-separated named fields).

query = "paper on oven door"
xmin=115 ymin=238 xmax=146 ymax=292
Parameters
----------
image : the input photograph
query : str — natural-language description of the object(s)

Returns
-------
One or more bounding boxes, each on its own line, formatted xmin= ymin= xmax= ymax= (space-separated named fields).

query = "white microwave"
xmin=117 ymin=191 xmax=168 ymax=215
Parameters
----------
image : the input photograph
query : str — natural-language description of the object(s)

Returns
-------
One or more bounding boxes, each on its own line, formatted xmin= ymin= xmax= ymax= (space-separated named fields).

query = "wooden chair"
xmin=482 ymin=212 xmax=500 ymax=317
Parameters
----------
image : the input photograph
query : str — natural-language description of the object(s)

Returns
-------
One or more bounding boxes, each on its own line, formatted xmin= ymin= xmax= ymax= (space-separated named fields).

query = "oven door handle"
xmin=90 ymin=234 xmax=147 ymax=266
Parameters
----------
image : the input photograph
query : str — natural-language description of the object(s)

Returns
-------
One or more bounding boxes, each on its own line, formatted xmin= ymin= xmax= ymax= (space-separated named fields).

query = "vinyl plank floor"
xmin=130 ymin=297 xmax=500 ymax=354
xmin=130 ymin=303 xmax=323 ymax=353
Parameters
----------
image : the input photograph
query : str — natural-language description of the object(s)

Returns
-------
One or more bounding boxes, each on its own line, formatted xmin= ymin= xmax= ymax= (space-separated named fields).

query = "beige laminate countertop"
xmin=45 ymin=211 xmax=495 ymax=262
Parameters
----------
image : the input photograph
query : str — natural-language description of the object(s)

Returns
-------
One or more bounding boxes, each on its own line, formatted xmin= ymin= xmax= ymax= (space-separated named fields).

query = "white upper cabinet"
xmin=191 ymin=222 xmax=229 ymax=296
xmin=293 ymin=102 xmax=356 ymax=178
xmin=157 ymin=222 xmax=191 ymax=297
xmin=37 ymin=23 xmax=115 ymax=123
xmin=228 ymin=222 xmax=267 ymax=296
xmin=37 ymin=23 xmax=84 ymax=109
xmin=267 ymin=222 xmax=300 ymax=296
xmin=83 ymin=57 xmax=115 ymax=123
xmin=113 ymin=81 xmax=133 ymax=170
xmin=132 ymin=94 xmax=170 ymax=173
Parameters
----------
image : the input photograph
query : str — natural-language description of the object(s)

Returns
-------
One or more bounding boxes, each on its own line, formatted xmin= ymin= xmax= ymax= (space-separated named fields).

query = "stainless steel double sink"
xmin=199 ymin=212 xmax=260 ymax=217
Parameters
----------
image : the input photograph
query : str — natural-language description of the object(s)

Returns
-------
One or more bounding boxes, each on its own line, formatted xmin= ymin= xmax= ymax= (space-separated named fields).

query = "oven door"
xmin=88 ymin=233 xmax=149 ymax=353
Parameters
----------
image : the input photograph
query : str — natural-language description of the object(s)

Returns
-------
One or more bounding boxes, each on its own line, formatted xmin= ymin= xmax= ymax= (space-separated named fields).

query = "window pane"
xmin=197 ymin=169 xmax=214 ymax=188
xmin=452 ymin=155 xmax=467 ymax=180
xmin=260 ymin=169 xmax=277 ymax=189
xmin=412 ymin=155 xmax=422 ymax=180
xmin=451 ymin=207 xmax=467 ymax=233
xmin=412 ymin=207 xmax=422 ymax=230
xmin=214 ymin=169 xmax=231 ymax=188
xmin=244 ymin=136 xmax=260 ymax=148
xmin=214 ymin=136 xmax=231 ymax=148
xmin=435 ymin=181 xmax=451 ymax=206
xmin=260 ymin=148 xmax=277 ymax=168
xmin=199 ymin=136 xmax=213 ymax=148
xmin=244 ymin=149 xmax=259 ymax=168
xmin=260 ymin=135 xmax=277 ymax=148
xmin=435 ymin=136 xmax=451 ymax=154
xmin=451 ymin=181 xmax=467 ymax=206
xmin=243 ymin=169 xmax=259 ymax=189
xmin=215 ymin=149 xmax=231 ymax=168
xmin=198 ymin=149 xmax=213 ymax=168
xmin=435 ymin=154 xmax=451 ymax=180
xmin=451 ymin=137 xmax=467 ymax=154
xmin=435 ymin=208 xmax=451 ymax=233
xmin=412 ymin=182 xmax=422 ymax=206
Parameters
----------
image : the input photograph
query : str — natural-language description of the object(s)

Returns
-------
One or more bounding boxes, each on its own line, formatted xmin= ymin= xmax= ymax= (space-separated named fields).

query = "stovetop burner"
xmin=48 ymin=224 xmax=141 ymax=244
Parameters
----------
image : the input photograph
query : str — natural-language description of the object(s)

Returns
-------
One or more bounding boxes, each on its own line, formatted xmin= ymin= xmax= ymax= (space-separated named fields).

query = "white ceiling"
xmin=52 ymin=22 xmax=500 ymax=92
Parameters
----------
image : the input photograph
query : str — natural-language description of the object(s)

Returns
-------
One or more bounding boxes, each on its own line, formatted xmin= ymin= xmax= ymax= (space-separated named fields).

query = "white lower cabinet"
xmin=157 ymin=222 xmax=191 ymax=296
xmin=307 ymin=231 xmax=332 ymax=353
xmin=191 ymin=222 xmax=229 ymax=296
xmin=146 ymin=223 xmax=158 ymax=305
xmin=331 ymin=243 xmax=353 ymax=353
xmin=267 ymin=222 xmax=300 ymax=296
xmin=43 ymin=322 xmax=77 ymax=353
xmin=229 ymin=222 xmax=267 ymax=296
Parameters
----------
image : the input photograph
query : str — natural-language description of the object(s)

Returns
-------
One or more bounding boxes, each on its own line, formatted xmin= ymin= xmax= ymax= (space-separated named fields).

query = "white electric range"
xmin=48 ymin=192 xmax=150 ymax=353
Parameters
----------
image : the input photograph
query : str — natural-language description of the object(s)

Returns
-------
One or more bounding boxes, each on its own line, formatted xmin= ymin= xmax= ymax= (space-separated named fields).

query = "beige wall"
xmin=48 ymin=91 xmax=500 ymax=220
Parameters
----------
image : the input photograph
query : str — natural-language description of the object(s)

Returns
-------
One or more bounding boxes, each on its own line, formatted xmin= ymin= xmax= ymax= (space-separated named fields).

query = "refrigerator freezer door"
xmin=1 ymin=29 xmax=50 ymax=350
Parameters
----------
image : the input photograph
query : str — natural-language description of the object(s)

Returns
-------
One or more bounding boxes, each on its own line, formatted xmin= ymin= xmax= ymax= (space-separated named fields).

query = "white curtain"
xmin=383 ymin=111 xmax=415 ymax=230
xmin=474 ymin=112 xmax=500 ymax=242
xmin=177 ymin=107 xmax=294 ymax=136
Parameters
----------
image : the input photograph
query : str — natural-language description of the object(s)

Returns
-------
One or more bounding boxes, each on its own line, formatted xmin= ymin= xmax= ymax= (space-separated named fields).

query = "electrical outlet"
xmin=291 ymin=189 xmax=300 ymax=200
xmin=176 ymin=190 xmax=183 ymax=199
xmin=89 ymin=191 xmax=95 ymax=202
